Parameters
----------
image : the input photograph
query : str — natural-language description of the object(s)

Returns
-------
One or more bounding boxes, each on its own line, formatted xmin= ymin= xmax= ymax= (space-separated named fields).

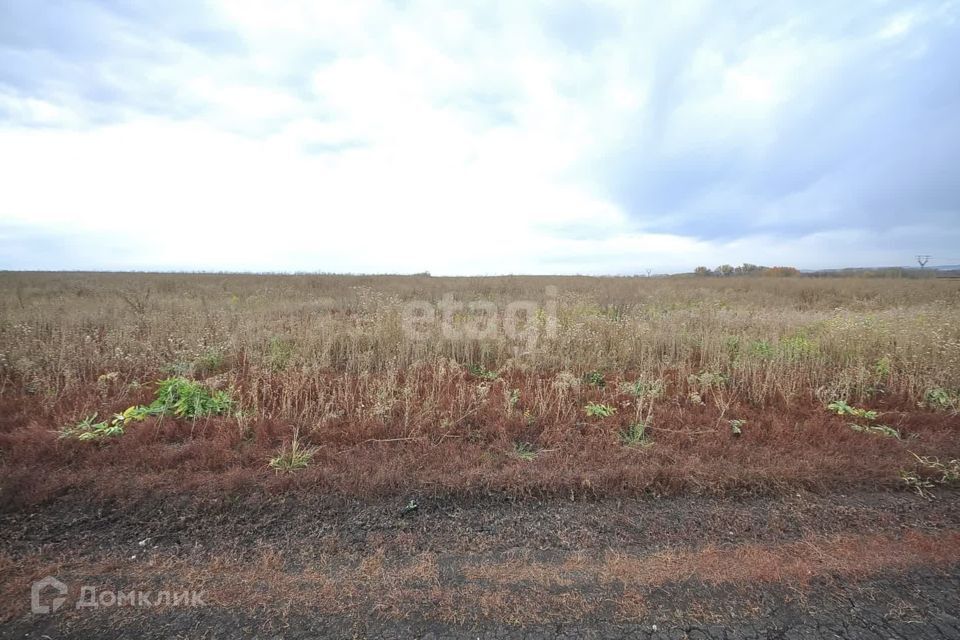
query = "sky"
xmin=1 ymin=0 xmax=959 ymax=275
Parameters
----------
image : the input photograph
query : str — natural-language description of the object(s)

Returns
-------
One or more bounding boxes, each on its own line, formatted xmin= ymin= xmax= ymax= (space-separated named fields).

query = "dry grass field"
xmin=2 ymin=272 xmax=960 ymax=637
xmin=2 ymin=272 xmax=959 ymax=503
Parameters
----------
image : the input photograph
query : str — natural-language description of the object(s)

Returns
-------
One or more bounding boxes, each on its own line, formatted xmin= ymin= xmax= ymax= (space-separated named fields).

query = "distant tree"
xmin=694 ymin=263 xmax=798 ymax=277
xmin=767 ymin=266 xmax=800 ymax=277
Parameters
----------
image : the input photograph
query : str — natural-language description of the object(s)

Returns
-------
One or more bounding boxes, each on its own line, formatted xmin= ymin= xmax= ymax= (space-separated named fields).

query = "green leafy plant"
xmin=780 ymin=335 xmax=816 ymax=360
xmin=724 ymin=335 xmax=741 ymax=360
xmin=151 ymin=377 xmax=233 ymax=419
xmin=60 ymin=413 xmax=124 ymax=441
xmin=193 ymin=348 xmax=225 ymax=377
xmin=874 ymin=356 xmax=893 ymax=379
xmin=62 ymin=377 xmax=235 ymax=442
xmin=468 ymin=363 xmax=499 ymax=381
xmin=827 ymin=400 xmax=878 ymax=421
xmin=828 ymin=399 xmax=900 ymax=438
xmin=268 ymin=429 xmax=317 ymax=473
xmin=827 ymin=400 xmax=902 ymax=440
xmin=922 ymin=387 xmax=959 ymax=412
xmin=749 ymin=340 xmax=774 ymax=359
xmin=110 ymin=404 xmax=154 ymax=426
xmin=513 ymin=441 xmax=537 ymax=461
xmin=729 ymin=419 xmax=746 ymax=436
xmin=584 ymin=402 xmax=617 ymax=418
xmin=620 ymin=422 xmax=653 ymax=448
xmin=584 ymin=371 xmax=605 ymax=388
xmin=268 ymin=336 xmax=295 ymax=371
xmin=61 ymin=404 xmax=154 ymax=441
xmin=687 ymin=371 xmax=728 ymax=395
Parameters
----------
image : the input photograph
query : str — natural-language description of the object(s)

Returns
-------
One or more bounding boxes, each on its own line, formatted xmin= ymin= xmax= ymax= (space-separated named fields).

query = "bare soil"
xmin=3 ymin=489 xmax=959 ymax=638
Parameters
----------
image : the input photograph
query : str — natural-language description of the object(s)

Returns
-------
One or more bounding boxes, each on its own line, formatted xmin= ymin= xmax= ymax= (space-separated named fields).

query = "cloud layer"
xmin=2 ymin=0 xmax=958 ymax=274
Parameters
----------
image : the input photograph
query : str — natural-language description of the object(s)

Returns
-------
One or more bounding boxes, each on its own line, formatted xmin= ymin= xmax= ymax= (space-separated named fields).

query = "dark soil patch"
xmin=4 ymin=488 xmax=960 ymax=638
xmin=4 ymin=488 xmax=960 ymax=561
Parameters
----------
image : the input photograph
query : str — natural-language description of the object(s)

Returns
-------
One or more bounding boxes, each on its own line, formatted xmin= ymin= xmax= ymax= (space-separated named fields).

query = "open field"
xmin=2 ymin=272 xmax=960 ymax=638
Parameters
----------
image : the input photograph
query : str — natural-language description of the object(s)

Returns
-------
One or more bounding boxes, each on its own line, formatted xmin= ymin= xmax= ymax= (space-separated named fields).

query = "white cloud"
xmin=0 ymin=0 xmax=957 ymax=273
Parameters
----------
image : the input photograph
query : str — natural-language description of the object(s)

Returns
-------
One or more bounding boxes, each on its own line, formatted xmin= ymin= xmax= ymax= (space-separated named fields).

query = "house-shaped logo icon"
xmin=31 ymin=576 xmax=67 ymax=614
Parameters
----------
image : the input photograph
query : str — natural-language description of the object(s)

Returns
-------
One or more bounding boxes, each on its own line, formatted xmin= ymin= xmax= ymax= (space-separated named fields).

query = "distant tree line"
xmin=806 ymin=267 xmax=938 ymax=279
xmin=690 ymin=265 xmax=943 ymax=278
xmin=693 ymin=264 xmax=800 ymax=277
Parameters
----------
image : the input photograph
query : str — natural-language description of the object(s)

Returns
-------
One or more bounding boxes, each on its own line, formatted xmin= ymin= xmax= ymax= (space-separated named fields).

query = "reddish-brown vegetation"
xmin=1 ymin=367 xmax=958 ymax=509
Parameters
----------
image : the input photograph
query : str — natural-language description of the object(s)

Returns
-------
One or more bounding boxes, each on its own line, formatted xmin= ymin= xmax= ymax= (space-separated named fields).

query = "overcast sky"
xmin=1 ymin=1 xmax=959 ymax=274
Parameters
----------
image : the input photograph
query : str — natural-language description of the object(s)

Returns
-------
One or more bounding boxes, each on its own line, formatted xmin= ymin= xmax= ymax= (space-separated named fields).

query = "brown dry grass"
xmin=1 ymin=273 xmax=959 ymax=505
xmin=3 ymin=272 xmax=959 ymax=404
